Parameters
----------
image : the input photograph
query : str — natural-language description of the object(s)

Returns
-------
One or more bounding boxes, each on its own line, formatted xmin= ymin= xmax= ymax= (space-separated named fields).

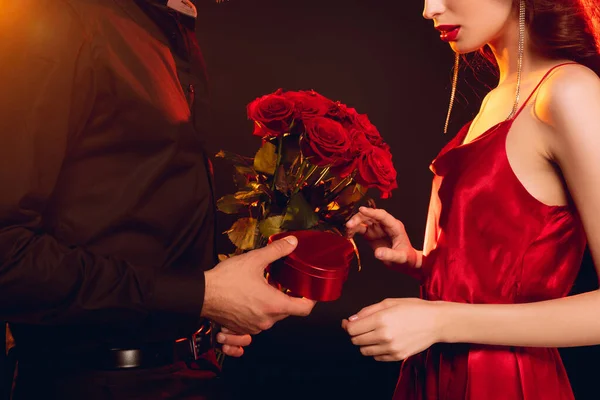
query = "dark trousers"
xmin=13 ymin=356 xmax=225 ymax=400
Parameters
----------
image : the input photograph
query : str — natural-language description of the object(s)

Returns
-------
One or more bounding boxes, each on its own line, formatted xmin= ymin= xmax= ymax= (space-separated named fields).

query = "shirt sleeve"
xmin=0 ymin=0 xmax=205 ymax=326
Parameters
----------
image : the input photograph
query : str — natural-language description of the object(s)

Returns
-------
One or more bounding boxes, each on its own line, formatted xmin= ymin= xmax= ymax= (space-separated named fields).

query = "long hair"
xmin=525 ymin=0 xmax=600 ymax=75
xmin=477 ymin=0 xmax=600 ymax=75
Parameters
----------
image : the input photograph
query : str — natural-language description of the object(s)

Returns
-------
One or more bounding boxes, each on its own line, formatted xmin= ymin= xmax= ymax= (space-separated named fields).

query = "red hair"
xmin=522 ymin=0 xmax=600 ymax=74
xmin=477 ymin=0 xmax=600 ymax=75
xmin=579 ymin=0 xmax=600 ymax=51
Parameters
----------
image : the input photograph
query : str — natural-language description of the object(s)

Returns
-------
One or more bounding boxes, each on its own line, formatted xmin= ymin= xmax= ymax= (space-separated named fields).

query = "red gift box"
xmin=267 ymin=230 xmax=356 ymax=301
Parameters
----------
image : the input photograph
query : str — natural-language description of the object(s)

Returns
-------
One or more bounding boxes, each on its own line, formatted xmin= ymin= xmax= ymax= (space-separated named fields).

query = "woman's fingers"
xmin=359 ymin=207 xmax=405 ymax=236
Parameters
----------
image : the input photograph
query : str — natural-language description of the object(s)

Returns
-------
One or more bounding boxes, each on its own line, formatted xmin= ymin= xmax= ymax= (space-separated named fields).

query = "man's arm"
xmin=0 ymin=0 xmax=205 ymax=325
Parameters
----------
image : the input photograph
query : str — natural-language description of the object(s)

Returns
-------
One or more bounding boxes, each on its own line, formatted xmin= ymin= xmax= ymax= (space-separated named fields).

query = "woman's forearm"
xmin=438 ymin=290 xmax=600 ymax=348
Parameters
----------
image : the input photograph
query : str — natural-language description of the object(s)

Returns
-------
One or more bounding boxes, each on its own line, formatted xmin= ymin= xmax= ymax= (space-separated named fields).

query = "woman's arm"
xmin=344 ymin=64 xmax=600 ymax=362
xmin=441 ymin=64 xmax=600 ymax=348
xmin=439 ymin=291 xmax=600 ymax=347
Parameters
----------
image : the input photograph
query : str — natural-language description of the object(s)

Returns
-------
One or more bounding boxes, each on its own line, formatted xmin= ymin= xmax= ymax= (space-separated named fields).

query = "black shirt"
xmin=0 ymin=0 xmax=216 ymax=349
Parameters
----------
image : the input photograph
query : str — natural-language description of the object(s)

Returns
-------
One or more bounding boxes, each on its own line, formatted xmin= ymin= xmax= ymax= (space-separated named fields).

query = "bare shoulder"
xmin=534 ymin=63 xmax=600 ymax=158
xmin=536 ymin=64 xmax=600 ymax=127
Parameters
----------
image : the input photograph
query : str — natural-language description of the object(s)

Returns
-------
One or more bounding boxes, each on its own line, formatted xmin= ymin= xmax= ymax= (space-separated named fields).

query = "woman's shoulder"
xmin=542 ymin=62 xmax=599 ymax=95
xmin=535 ymin=62 xmax=600 ymax=128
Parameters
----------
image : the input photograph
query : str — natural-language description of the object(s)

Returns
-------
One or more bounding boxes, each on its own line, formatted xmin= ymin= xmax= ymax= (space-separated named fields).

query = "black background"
xmin=194 ymin=1 xmax=600 ymax=399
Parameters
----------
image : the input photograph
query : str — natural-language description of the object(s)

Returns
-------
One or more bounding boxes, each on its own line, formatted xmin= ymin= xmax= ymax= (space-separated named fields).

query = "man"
xmin=0 ymin=0 xmax=315 ymax=398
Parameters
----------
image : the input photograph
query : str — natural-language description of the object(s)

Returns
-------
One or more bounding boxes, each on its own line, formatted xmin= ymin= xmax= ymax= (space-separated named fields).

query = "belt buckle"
xmin=189 ymin=321 xmax=216 ymax=361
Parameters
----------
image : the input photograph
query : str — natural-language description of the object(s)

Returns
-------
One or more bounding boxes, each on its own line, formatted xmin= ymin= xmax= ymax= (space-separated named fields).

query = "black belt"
xmin=17 ymin=325 xmax=217 ymax=371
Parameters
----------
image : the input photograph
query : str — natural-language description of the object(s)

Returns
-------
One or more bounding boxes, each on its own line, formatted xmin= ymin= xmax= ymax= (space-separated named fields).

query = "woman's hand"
xmin=342 ymin=298 xmax=444 ymax=362
xmin=216 ymin=327 xmax=252 ymax=357
xmin=346 ymin=207 xmax=421 ymax=269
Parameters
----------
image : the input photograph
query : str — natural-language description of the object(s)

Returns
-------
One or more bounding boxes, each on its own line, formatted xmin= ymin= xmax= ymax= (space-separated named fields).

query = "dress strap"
xmin=512 ymin=62 xmax=578 ymax=120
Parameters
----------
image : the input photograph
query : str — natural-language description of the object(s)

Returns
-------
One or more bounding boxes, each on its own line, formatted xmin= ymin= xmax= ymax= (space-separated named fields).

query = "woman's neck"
xmin=487 ymin=18 xmax=547 ymax=85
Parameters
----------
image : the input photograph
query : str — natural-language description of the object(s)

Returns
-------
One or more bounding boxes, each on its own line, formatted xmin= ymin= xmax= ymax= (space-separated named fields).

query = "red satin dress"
xmin=394 ymin=63 xmax=587 ymax=400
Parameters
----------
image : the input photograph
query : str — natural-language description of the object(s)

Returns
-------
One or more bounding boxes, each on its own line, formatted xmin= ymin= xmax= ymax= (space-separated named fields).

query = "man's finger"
xmin=222 ymin=344 xmax=244 ymax=357
xmin=249 ymin=236 xmax=298 ymax=270
xmin=216 ymin=332 xmax=252 ymax=347
xmin=278 ymin=295 xmax=317 ymax=318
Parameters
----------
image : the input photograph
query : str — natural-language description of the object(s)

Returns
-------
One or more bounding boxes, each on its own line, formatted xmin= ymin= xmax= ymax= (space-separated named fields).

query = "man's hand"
xmin=216 ymin=327 xmax=252 ymax=357
xmin=202 ymin=236 xmax=317 ymax=335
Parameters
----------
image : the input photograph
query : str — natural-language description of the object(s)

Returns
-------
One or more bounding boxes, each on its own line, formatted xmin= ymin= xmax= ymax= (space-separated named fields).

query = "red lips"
xmin=435 ymin=25 xmax=461 ymax=42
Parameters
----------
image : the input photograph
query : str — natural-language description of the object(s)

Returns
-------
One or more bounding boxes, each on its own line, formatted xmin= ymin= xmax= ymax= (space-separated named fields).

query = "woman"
xmin=343 ymin=0 xmax=600 ymax=399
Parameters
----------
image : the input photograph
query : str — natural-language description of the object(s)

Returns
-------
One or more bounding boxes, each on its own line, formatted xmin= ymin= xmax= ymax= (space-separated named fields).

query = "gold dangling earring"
xmin=507 ymin=0 xmax=526 ymax=119
xmin=443 ymin=52 xmax=460 ymax=134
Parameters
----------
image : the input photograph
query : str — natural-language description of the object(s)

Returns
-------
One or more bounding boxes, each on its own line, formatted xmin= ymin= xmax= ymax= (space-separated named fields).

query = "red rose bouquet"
xmin=216 ymin=89 xmax=397 ymax=301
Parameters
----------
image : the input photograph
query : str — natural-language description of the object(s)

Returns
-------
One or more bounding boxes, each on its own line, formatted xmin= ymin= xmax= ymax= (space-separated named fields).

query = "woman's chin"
xmin=449 ymin=40 xmax=483 ymax=55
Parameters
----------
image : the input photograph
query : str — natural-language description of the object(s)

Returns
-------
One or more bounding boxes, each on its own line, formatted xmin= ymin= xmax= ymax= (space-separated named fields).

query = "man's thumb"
xmin=254 ymin=235 xmax=298 ymax=268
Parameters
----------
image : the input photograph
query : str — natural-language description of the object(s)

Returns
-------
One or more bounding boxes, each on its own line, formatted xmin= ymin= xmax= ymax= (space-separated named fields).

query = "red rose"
xmin=283 ymin=90 xmax=334 ymax=119
xmin=326 ymin=102 xmax=351 ymax=121
xmin=329 ymin=128 xmax=373 ymax=178
xmin=301 ymin=117 xmax=352 ymax=167
xmin=344 ymin=107 xmax=359 ymax=120
xmin=355 ymin=146 xmax=398 ymax=199
xmin=332 ymin=159 xmax=357 ymax=179
xmin=247 ymin=90 xmax=295 ymax=138
xmin=352 ymin=113 xmax=384 ymax=146
xmin=348 ymin=128 xmax=374 ymax=155
xmin=378 ymin=142 xmax=391 ymax=153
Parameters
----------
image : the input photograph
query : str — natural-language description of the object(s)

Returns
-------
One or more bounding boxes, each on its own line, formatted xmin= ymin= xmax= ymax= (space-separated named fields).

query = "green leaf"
xmin=258 ymin=215 xmax=285 ymax=238
xmin=282 ymin=193 xmax=319 ymax=231
xmin=281 ymin=136 xmax=302 ymax=166
xmin=234 ymin=190 xmax=264 ymax=203
xmin=245 ymin=182 xmax=267 ymax=192
xmin=335 ymin=183 xmax=366 ymax=207
xmin=217 ymin=160 xmax=258 ymax=188
xmin=274 ymin=164 xmax=291 ymax=193
xmin=216 ymin=194 xmax=246 ymax=214
xmin=235 ymin=165 xmax=258 ymax=177
xmin=225 ymin=217 xmax=258 ymax=250
xmin=234 ymin=170 xmax=250 ymax=188
xmin=217 ymin=187 xmax=267 ymax=214
xmin=215 ymin=150 xmax=253 ymax=166
xmin=254 ymin=142 xmax=277 ymax=175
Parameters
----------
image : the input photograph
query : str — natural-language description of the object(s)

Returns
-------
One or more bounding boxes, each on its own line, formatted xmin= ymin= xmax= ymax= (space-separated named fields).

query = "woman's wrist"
xmin=433 ymin=300 xmax=460 ymax=344
xmin=415 ymin=249 xmax=424 ymax=269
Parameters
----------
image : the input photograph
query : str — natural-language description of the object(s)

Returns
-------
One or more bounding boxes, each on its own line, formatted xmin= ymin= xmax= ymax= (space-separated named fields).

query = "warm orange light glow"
xmin=326 ymin=201 xmax=340 ymax=211
xmin=579 ymin=0 xmax=600 ymax=53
